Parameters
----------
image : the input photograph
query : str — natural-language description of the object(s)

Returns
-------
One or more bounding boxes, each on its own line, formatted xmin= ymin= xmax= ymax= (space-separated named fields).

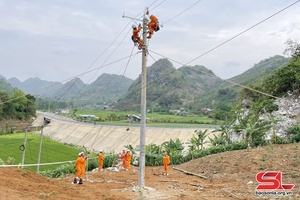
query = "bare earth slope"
xmin=1 ymin=143 xmax=299 ymax=200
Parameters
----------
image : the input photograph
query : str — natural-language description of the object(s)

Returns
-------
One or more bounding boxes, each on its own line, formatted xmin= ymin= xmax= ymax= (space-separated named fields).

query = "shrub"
xmin=39 ymin=163 xmax=75 ymax=178
xmin=145 ymin=154 xmax=163 ymax=166
xmin=287 ymin=124 xmax=300 ymax=142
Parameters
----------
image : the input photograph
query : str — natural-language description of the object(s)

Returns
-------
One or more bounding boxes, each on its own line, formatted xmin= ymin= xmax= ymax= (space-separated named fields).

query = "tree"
xmin=188 ymin=129 xmax=209 ymax=151
xmin=10 ymin=90 xmax=27 ymax=120
xmin=209 ymin=134 xmax=227 ymax=146
xmin=0 ymin=91 xmax=9 ymax=120
xmin=25 ymin=94 xmax=36 ymax=119
xmin=283 ymin=39 xmax=300 ymax=60
xmin=213 ymin=121 xmax=234 ymax=145
xmin=162 ymin=138 xmax=184 ymax=154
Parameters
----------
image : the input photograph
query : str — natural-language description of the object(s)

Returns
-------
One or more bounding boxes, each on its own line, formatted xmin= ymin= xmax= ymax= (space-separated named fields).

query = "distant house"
xmin=201 ymin=108 xmax=212 ymax=112
xmin=127 ymin=114 xmax=150 ymax=123
xmin=59 ymin=109 xmax=70 ymax=114
xmin=169 ymin=108 xmax=189 ymax=115
xmin=78 ymin=114 xmax=98 ymax=121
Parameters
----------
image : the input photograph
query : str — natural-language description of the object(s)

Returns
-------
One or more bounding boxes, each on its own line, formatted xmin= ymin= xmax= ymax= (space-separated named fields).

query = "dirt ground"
xmin=1 ymin=143 xmax=300 ymax=200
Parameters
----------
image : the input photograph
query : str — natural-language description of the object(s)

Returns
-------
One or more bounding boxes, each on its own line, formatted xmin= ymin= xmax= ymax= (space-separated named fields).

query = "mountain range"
xmin=0 ymin=55 xmax=290 ymax=110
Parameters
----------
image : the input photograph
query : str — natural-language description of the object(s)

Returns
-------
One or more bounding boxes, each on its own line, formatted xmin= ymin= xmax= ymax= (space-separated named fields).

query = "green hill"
xmin=116 ymin=58 xmax=223 ymax=111
xmin=0 ymin=77 xmax=16 ymax=95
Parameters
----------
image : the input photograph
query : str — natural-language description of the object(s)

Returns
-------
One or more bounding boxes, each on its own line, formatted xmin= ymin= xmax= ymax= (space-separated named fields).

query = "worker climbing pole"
xmin=147 ymin=14 xmax=160 ymax=39
xmin=126 ymin=8 xmax=160 ymax=50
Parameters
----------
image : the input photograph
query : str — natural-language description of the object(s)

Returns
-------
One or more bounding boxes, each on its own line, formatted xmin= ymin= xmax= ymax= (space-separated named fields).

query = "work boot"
xmin=73 ymin=178 xmax=77 ymax=184
xmin=147 ymin=32 xmax=153 ymax=39
xmin=79 ymin=178 xmax=83 ymax=184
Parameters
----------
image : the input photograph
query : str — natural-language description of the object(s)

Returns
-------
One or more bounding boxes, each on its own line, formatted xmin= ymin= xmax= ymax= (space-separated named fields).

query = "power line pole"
xmin=122 ymin=8 xmax=148 ymax=188
xmin=21 ymin=128 xmax=28 ymax=168
xmin=36 ymin=125 xmax=44 ymax=173
xmin=139 ymin=12 xmax=148 ymax=188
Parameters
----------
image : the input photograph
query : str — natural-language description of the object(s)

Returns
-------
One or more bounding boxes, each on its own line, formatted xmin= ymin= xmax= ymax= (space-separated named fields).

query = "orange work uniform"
xmin=121 ymin=150 xmax=126 ymax=169
xmin=98 ymin=152 xmax=104 ymax=170
xmin=75 ymin=156 xmax=86 ymax=178
xmin=132 ymin=26 xmax=143 ymax=49
xmin=147 ymin=15 xmax=158 ymax=38
xmin=126 ymin=151 xmax=131 ymax=171
xmin=163 ymin=154 xmax=170 ymax=175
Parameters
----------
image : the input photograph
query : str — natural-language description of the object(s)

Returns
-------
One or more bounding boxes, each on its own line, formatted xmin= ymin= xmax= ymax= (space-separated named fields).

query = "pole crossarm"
xmin=122 ymin=13 xmax=143 ymax=22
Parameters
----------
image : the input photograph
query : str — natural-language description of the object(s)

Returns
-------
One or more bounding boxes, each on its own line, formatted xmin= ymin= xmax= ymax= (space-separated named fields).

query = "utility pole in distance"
xmin=123 ymin=8 xmax=148 ymax=188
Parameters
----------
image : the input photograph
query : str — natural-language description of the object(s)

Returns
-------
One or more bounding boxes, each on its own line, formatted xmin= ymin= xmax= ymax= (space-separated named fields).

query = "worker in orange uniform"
xmin=121 ymin=149 xmax=127 ymax=169
xmin=74 ymin=152 xmax=88 ymax=184
xmin=125 ymin=150 xmax=131 ymax=171
xmin=98 ymin=149 xmax=104 ymax=171
xmin=132 ymin=24 xmax=143 ymax=50
xmin=163 ymin=152 xmax=170 ymax=176
xmin=147 ymin=15 xmax=159 ymax=39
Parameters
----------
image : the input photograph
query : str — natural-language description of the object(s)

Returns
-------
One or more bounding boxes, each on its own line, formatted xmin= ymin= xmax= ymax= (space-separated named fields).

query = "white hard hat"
xmin=132 ymin=24 xmax=137 ymax=29
xmin=99 ymin=149 xmax=103 ymax=152
xmin=78 ymin=152 xmax=84 ymax=156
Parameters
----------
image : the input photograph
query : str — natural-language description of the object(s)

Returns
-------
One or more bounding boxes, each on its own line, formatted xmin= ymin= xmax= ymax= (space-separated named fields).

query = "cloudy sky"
xmin=1 ymin=0 xmax=300 ymax=84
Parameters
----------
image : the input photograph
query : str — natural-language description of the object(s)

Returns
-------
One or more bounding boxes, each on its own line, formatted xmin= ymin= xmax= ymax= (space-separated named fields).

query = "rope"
xmin=0 ymin=157 xmax=97 ymax=168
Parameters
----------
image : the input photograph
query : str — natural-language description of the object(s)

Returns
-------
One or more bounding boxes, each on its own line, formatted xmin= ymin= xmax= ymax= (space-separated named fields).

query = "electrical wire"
xmin=148 ymin=49 xmax=280 ymax=99
xmin=62 ymin=1 xmax=161 ymax=104
xmin=164 ymin=0 xmax=203 ymax=25
xmin=0 ymin=53 xmax=140 ymax=106
xmin=140 ymin=0 xmax=300 ymax=100
xmin=185 ymin=0 xmax=300 ymax=66
xmin=66 ymin=27 xmax=133 ymax=104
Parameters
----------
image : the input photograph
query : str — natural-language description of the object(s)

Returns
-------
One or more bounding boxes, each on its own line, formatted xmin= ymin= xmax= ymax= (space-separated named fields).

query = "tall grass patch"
xmin=0 ymin=133 xmax=81 ymax=171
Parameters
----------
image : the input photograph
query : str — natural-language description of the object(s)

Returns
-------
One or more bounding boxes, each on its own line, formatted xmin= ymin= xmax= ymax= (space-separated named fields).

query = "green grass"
xmin=0 ymin=133 xmax=82 ymax=171
xmin=74 ymin=109 xmax=216 ymax=124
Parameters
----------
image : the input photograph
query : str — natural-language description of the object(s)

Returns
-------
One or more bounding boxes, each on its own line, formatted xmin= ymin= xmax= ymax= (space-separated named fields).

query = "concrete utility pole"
xmin=122 ymin=8 xmax=149 ymax=188
xmin=139 ymin=12 xmax=148 ymax=188
xmin=36 ymin=125 xmax=44 ymax=172
xmin=21 ymin=128 xmax=28 ymax=168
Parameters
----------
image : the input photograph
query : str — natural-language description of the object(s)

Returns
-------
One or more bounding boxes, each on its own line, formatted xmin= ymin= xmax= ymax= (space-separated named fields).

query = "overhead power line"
xmin=185 ymin=0 xmax=300 ymax=66
xmin=141 ymin=0 xmax=300 ymax=100
xmin=164 ymin=0 xmax=203 ymax=24
xmin=0 ymin=53 xmax=140 ymax=105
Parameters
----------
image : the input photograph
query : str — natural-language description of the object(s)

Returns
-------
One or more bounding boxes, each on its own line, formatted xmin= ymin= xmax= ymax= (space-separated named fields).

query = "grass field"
xmin=75 ymin=109 xmax=216 ymax=124
xmin=0 ymin=133 xmax=83 ymax=171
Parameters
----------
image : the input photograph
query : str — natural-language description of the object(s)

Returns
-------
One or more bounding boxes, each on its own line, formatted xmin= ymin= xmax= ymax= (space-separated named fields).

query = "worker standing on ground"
xmin=147 ymin=15 xmax=159 ymax=39
xmin=118 ymin=152 xmax=122 ymax=165
xmin=132 ymin=24 xmax=143 ymax=50
xmin=74 ymin=152 xmax=88 ymax=184
xmin=98 ymin=149 xmax=104 ymax=171
xmin=121 ymin=149 xmax=127 ymax=169
xmin=126 ymin=150 xmax=131 ymax=171
xmin=163 ymin=152 xmax=170 ymax=176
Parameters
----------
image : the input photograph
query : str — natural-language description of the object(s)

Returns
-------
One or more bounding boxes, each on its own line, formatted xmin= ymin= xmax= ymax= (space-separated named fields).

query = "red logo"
xmin=256 ymin=171 xmax=294 ymax=190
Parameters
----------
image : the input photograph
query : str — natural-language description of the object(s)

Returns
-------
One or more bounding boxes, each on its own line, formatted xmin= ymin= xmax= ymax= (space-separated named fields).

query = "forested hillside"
xmin=0 ymin=90 xmax=36 ymax=121
xmin=115 ymin=55 xmax=290 ymax=119
xmin=116 ymin=59 xmax=223 ymax=111
xmin=0 ymin=77 xmax=15 ymax=95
